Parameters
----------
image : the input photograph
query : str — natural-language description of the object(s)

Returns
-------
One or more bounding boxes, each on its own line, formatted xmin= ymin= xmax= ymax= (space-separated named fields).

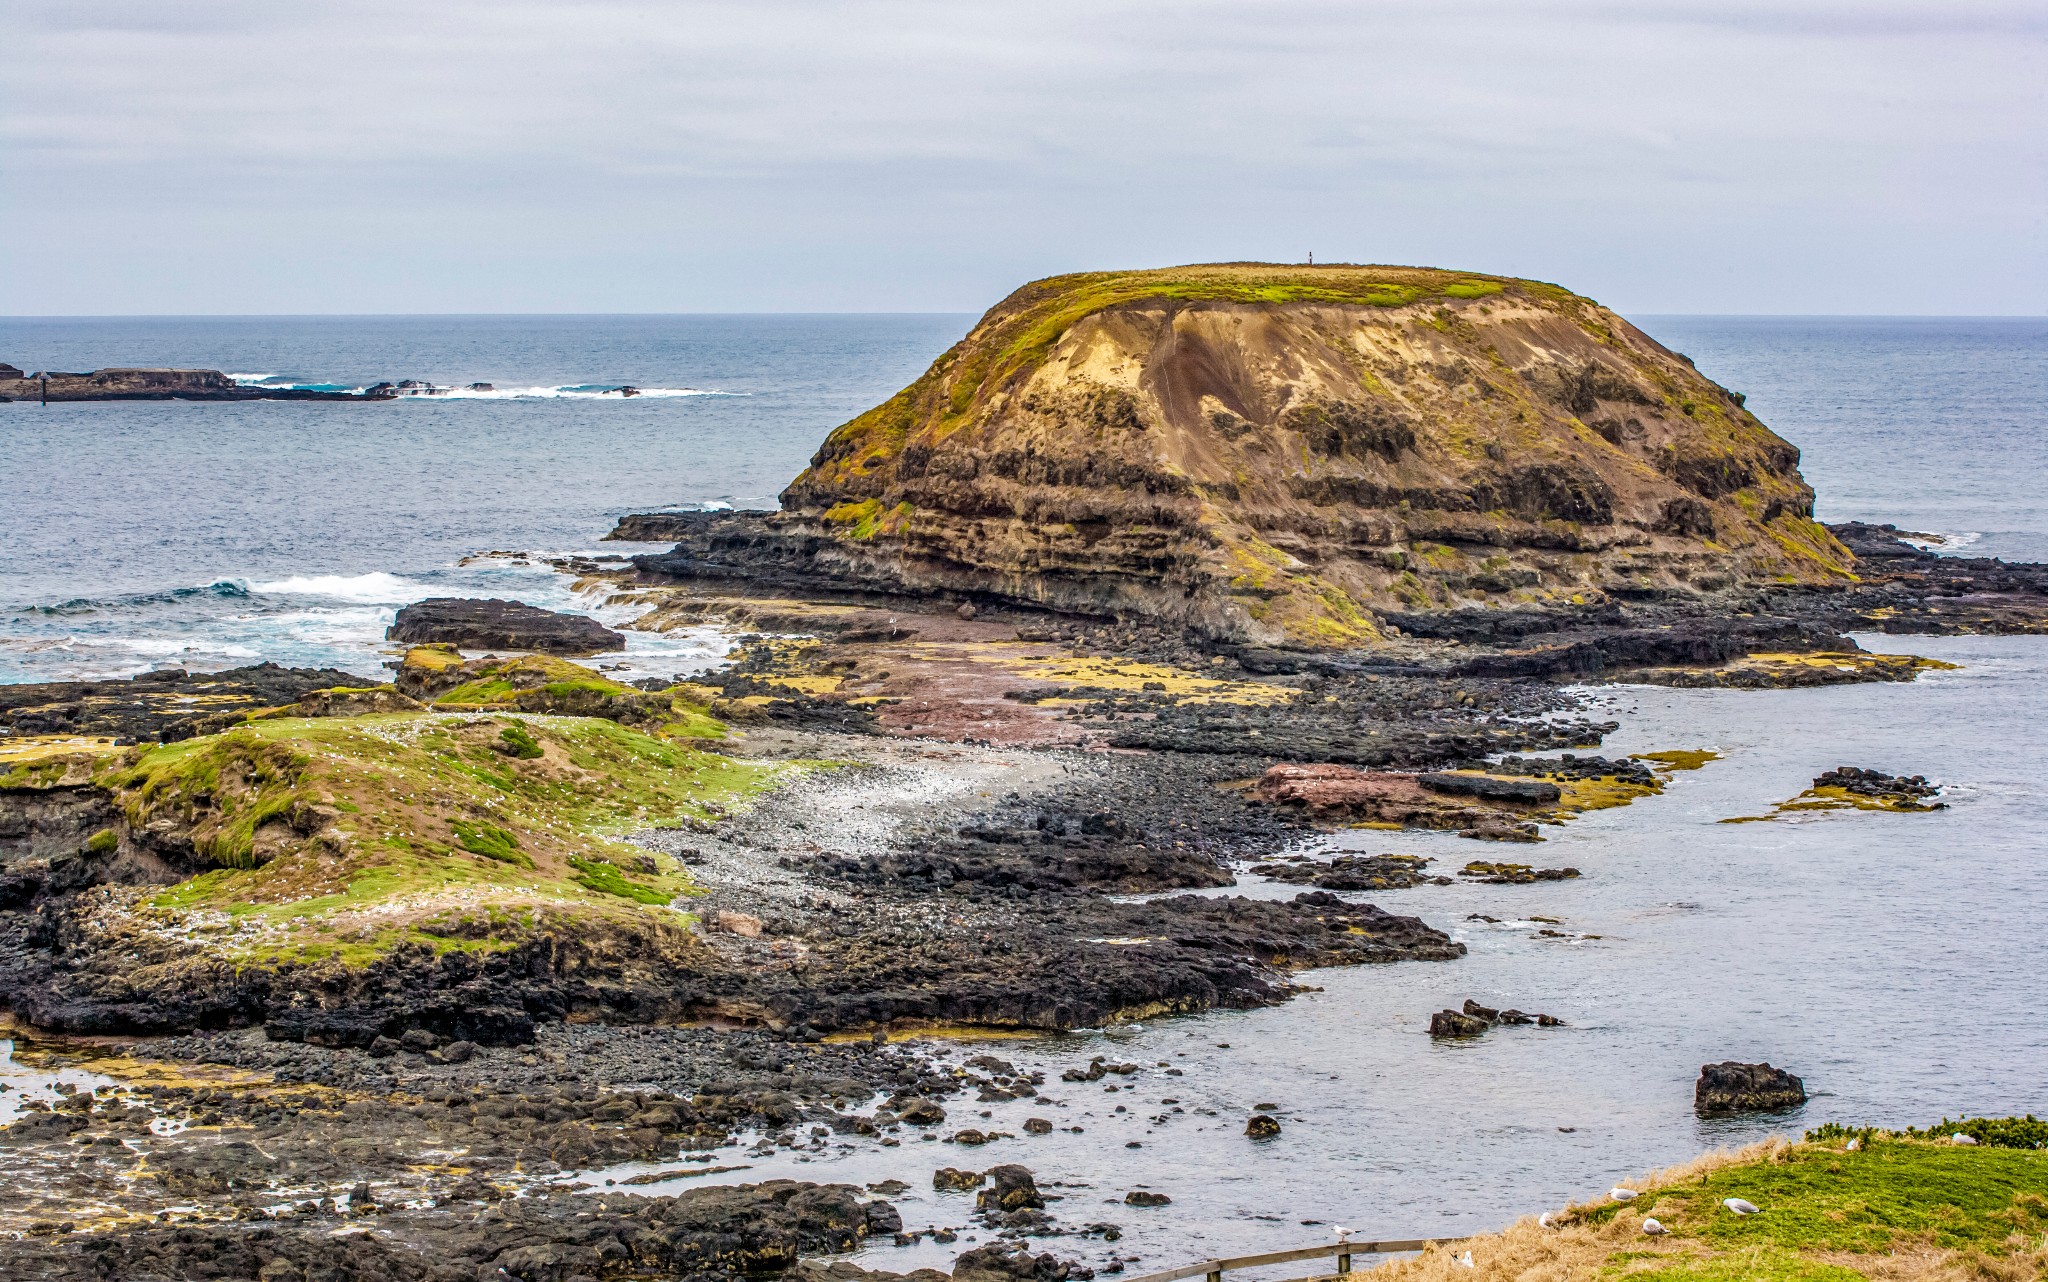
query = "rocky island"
xmin=5 ymin=263 xmax=2047 ymax=1281
xmin=0 ymin=365 xmax=395 ymax=402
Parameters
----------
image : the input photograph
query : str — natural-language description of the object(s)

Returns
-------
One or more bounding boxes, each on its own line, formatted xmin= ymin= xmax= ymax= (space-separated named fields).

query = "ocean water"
xmin=2 ymin=314 xmax=2045 ymax=682
xmin=1641 ymin=316 xmax=2048 ymax=562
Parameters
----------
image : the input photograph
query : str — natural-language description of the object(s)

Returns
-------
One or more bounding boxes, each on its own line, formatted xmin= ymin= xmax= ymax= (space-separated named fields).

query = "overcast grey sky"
xmin=6 ymin=1 xmax=2043 ymax=315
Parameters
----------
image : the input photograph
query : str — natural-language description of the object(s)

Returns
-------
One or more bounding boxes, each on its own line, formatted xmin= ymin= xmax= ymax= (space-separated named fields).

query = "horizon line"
xmin=4 ymin=310 xmax=2044 ymax=321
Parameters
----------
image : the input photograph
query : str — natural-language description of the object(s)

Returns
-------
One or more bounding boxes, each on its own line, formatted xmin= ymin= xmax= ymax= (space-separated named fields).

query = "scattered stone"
xmin=1123 ymin=1191 xmax=1171 ymax=1207
xmin=1813 ymin=766 xmax=1944 ymax=809
xmin=1433 ymin=1000 xmax=1563 ymax=1037
xmin=1245 ymin=1115 xmax=1282 ymax=1139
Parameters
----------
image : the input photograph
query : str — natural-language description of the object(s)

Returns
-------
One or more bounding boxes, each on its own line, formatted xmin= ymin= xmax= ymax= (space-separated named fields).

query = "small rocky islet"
xmin=3 ymin=263 xmax=2039 ymax=1279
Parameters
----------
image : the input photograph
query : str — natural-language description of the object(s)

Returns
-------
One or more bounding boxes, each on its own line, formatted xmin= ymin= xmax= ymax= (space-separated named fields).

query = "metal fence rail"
xmin=1120 ymin=1237 xmax=1457 ymax=1282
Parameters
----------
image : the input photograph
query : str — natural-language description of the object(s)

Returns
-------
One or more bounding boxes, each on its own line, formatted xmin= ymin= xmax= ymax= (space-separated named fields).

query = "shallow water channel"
xmin=562 ymin=633 xmax=2048 ymax=1274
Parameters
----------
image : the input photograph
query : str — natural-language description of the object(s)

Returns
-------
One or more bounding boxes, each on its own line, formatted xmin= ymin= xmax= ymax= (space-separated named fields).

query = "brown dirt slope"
xmin=694 ymin=264 xmax=1854 ymax=646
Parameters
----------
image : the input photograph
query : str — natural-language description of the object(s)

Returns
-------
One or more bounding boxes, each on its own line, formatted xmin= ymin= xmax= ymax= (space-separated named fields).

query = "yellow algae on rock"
xmin=995 ymin=653 xmax=1298 ymax=706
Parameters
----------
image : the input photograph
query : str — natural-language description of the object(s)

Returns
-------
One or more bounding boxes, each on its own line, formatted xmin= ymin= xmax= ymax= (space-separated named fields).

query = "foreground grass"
xmin=98 ymin=711 xmax=797 ymax=964
xmin=1360 ymin=1129 xmax=2048 ymax=1281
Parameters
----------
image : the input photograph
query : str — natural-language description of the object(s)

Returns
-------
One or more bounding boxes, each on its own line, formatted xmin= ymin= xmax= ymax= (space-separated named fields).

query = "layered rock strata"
xmin=624 ymin=263 xmax=1852 ymax=646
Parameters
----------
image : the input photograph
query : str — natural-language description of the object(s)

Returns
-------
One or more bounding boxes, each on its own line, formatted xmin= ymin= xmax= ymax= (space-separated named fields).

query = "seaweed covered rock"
xmin=629 ymin=263 xmax=1850 ymax=647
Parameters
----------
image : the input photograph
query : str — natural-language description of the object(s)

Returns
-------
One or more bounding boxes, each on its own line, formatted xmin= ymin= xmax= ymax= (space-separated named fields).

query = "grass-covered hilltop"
xmin=1366 ymin=1122 xmax=2048 ymax=1281
xmin=636 ymin=263 xmax=1850 ymax=647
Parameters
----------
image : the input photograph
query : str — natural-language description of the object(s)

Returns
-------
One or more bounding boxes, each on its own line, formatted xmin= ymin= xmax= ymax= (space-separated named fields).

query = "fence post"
xmin=1206 ymin=1270 xmax=1222 ymax=1282
xmin=1336 ymin=1252 xmax=1351 ymax=1275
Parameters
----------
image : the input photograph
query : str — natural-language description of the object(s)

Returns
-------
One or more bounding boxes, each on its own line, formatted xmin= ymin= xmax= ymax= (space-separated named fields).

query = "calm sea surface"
xmin=1 ymin=314 xmax=2044 ymax=681
xmin=0 ymin=315 xmax=2043 ymax=1266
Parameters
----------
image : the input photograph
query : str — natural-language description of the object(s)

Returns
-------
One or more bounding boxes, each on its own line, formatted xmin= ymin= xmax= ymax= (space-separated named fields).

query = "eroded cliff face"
xmin=672 ymin=264 xmax=1852 ymax=646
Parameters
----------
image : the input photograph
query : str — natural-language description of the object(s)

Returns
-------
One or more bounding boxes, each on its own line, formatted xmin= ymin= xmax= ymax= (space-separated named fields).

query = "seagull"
xmin=1453 ymin=1250 xmax=1475 ymax=1268
xmin=1845 ymin=1138 xmax=1861 ymax=1151
xmin=1538 ymin=1212 xmax=1555 ymax=1229
xmin=1723 ymin=1198 xmax=1761 ymax=1216
xmin=1333 ymin=1226 xmax=1354 ymax=1242
xmin=1611 ymin=1187 xmax=1639 ymax=1202
xmin=1642 ymin=1218 xmax=1669 ymax=1236
xmin=1952 ymin=1133 xmax=1978 ymax=1146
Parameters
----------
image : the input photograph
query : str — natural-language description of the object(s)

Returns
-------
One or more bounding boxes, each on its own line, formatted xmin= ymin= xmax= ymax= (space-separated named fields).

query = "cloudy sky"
xmin=7 ymin=1 xmax=2042 ymax=314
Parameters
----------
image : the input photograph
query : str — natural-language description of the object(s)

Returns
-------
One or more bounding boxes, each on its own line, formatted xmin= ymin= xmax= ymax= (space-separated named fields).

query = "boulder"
xmin=386 ymin=598 xmax=625 ymax=655
xmin=1695 ymin=1061 xmax=1806 ymax=1114
xmin=976 ymin=1164 xmax=1044 ymax=1213
xmin=894 ymin=1098 xmax=947 ymax=1126
xmin=933 ymin=1167 xmax=984 ymax=1192
xmin=1429 ymin=1009 xmax=1490 ymax=1038
xmin=1244 ymin=1114 xmax=1282 ymax=1139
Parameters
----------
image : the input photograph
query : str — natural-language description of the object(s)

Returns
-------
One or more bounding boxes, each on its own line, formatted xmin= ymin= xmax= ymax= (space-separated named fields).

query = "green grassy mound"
xmin=97 ymin=711 xmax=796 ymax=965
xmin=1363 ymin=1124 xmax=2048 ymax=1280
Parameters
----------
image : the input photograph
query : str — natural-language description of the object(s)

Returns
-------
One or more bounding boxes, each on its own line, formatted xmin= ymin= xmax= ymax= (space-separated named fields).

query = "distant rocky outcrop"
xmin=386 ymin=598 xmax=625 ymax=655
xmin=1695 ymin=1061 xmax=1807 ymax=1113
xmin=623 ymin=263 xmax=1851 ymax=647
xmin=0 ymin=366 xmax=388 ymax=402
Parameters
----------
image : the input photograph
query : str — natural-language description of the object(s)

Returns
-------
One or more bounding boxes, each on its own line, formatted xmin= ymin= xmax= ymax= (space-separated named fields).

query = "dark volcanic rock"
xmin=1418 ymin=773 xmax=1561 ymax=805
xmin=954 ymin=1242 xmax=1085 ymax=1282
xmin=976 ymin=1164 xmax=1044 ymax=1213
xmin=1249 ymin=852 xmax=1445 ymax=890
xmin=1826 ymin=521 xmax=1940 ymax=561
xmin=1428 ymin=1009 xmax=1490 ymax=1038
xmin=0 ymin=367 xmax=390 ymax=403
xmin=1814 ymin=766 xmax=1943 ymax=807
xmin=0 ymin=663 xmax=388 ymax=744
xmin=1695 ymin=1061 xmax=1807 ymax=1113
xmin=1 ymin=1180 xmax=897 ymax=1282
xmin=387 ymin=597 xmax=625 ymax=655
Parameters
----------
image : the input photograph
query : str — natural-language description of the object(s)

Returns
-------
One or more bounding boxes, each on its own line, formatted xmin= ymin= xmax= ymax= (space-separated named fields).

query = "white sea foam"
xmin=249 ymin=572 xmax=428 ymax=603
xmin=231 ymin=374 xmax=738 ymax=399
xmin=1904 ymin=530 xmax=1982 ymax=553
xmin=397 ymin=384 xmax=732 ymax=400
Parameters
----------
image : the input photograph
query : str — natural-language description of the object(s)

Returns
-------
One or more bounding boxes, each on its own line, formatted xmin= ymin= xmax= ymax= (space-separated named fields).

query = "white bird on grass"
xmin=1845 ymin=1138 xmax=1862 ymax=1151
xmin=1953 ymin=1133 xmax=1978 ymax=1145
xmin=1611 ymin=1187 xmax=1639 ymax=1202
xmin=1723 ymin=1198 xmax=1761 ymax=1216
xmin=1642 ymin=1218 xmax=1669 ymax=1236
xmin=1453 ymin=1250 xmax=1474 ymax=1268
xmin=1538 ymin=1212 xmax=1556 ymax=1229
